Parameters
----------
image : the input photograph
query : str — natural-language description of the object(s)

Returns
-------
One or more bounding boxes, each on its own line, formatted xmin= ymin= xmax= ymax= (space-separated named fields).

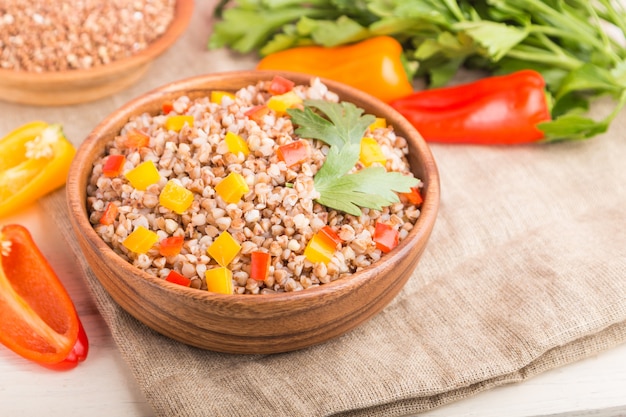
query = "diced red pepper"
xmin=373 ymin=221 xmax=399 ymax=253
xmin=249 ymin=251 xmax=271 ymax=281
xmin=159 ymin=235 xmax=184 ymax=257
xmin=319 ymin=225 xmax=342 ymax=248
xmin=124 ymin=129 xmax=150 ymax=148
xmin=269 ymin=75 xmax=295 ymax=95
xmin=401 ymin=186 xmax=423 ymax=206
xmin=277 ymin=140 xmax=309 ymax=167
xmin=102 ymin=154 xmax=126 ymax=178
xmin=165 ymin=270 xmax=191 ymax=287
xmin=99 ymin=202 xmax=118 ymax=226
xmin=244 ymin=104 xmax=270 ymax=124
xmin=162 ymin=101 xmax=174 ymax=115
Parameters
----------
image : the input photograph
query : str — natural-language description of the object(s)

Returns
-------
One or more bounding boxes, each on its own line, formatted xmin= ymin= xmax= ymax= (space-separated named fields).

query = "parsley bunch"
xmin=288 ymin=100 xmax=419 ymax=216
xmin=210 ymin=0 xmax=626 ymax=141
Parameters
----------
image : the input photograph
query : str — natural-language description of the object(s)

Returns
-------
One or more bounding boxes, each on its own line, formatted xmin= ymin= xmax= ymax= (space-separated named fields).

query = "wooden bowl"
xmin=0 ymin=0 xmax=193 ymax=106
xmin=66 ymin=70 xmax=440 ymax=354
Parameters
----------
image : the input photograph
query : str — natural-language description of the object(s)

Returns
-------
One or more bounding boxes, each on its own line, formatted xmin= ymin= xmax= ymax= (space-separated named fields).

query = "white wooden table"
xmin=1 ymin=204 xmax=625 ymax=416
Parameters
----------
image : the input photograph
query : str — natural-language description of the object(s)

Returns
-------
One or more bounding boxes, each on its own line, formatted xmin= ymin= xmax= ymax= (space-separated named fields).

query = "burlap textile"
xmin=3 ymin=2 xmax=626 ymax=416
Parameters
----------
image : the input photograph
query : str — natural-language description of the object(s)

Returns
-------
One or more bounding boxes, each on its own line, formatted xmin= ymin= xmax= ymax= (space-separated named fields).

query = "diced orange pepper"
xmin=224 ymin=131 xmax=250 ymax=156
xmin=369 ymin=117 xmax=387 ymax=131
xmin=373 ymin=221 xmax=399 ymax=253
xmin=122 ymin=226 xmax=158 ymax=254
xmin=162 ymin=101 xmax=174 ymax=115
xmin=207 ymin=231 xmax=241 ymax=267
xmin=319 ymin=226 xmax=342 ymax=248
xmin=401 ymin=186 xmax=423 ymax=206
xmin=359 ymin=137 xmax=387 ymax=167
xmin=102 ymin=154 xmax=125 ymax=178
xmin=268 ymin=75 xmax=295 ymax=95
xmin=165 ymin=270 xmax=191 ymax=287
xmin=211 ymin=90 xmax=236 ymax=104
xmin=123 ymin=129 xmax=150 ymax=148
xmin=267 ymin=91 xmax=303 ymax=116
xmin=165 ymin=115 xmax=194 ymax=132
xmin=244 ymin=105 xmax=270 ymax=124
xmin=304 ymin=232 xmax=335 ymax=264
xmin=159 ymin=180 xmax=194 ymax=214
xmin=124 ymin=160 xmax=160 ymax=191
xmin=215 ymin=172 xmax=249 ymax=204
xmin=99 ymin=202 xmax=118 ymax=226
xmin=159 ymin=236 xmax=185 ymax=257
xmin=249 ymin=251 xmax=271 ymax=281
xmin=205 ymin=267 xmax=234 ymax=294
xmin=277 ymin=140 xmax=309 ymax=167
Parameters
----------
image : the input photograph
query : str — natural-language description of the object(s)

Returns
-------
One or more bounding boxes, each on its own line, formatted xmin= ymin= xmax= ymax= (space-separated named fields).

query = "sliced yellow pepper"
xmin=123 ymin=226 xmax=159 ymax=254
xmin=124 ymin=160 xmax=161 ymax=191
xmin=164 ymin=115 xmax=194 ymax=132
xmin=267 ymin=91 xmax=303 ymax=116
xmin=303 ymin=232 xmax=335 ymax=264
xmin=359 ymin=137 xmax=387 ymax=167
xmin=159 ymin=180 xmax=194 ymax=214
xmin=205 ymin=267 xmax=233 ymax=295
xmin=0 ymin=122 xmax=76 ymax=219
xmin=369 ymin=117 xmax=387 ymax=131
xmin=224 ymin=131 xmax=250 ymax=156
xmin=210 ymin=90 xmax=236 ymax=104
xmin=214 ymin=172 xmax=249 ymax=204
xmin=207 ymin=231 xmax=241 ymax=267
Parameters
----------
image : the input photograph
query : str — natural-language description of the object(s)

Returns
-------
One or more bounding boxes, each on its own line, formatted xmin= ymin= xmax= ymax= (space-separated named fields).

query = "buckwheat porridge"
xmin=86 ymin=76 xmax=423 ymax=294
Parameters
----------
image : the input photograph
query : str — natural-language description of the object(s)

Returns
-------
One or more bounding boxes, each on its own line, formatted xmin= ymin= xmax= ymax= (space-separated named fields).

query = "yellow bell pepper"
xmin=369 ymin=117 xmax=387 ymax=131
xmin=210 ymin=90 xmax=236 ymax=104
xmin=123 ymin=226 xmax=159 ymax=254
xmin=267 ymin=91 xmax=303 ymax=116
xmin=164 ymin=115 xmax=194 ymax=132
xmin=224 ymin=131 xmax=250 ymax=156
xmin=0 ymin=122 xmax=76 ymax=219
xmin=303 ymin=232 xmax=335 ymax=264
xmin=359 ymin=137 xmax=387 ymax=167
xmin=214 ymin=172 xmax=249 ymax=204
xmin=124 ymin=160 xmax=161 ymax=191
xmin=159 ymin=180 xmax=194 ymax=214
xmin=205 ymin=267 xmax=234 ymax=295
xmin=207 ymin=231 xmax=241 ymax=267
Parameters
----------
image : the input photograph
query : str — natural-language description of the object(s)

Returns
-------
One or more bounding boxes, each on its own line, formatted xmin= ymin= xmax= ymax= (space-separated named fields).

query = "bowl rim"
xmin=67 ymin=69 xmax=440 ymax=307
xmin=0 ymin=0 xmax=194 ymax=83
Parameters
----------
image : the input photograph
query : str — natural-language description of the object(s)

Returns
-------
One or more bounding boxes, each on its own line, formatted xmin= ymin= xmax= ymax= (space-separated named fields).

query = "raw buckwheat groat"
xmin=86 ymin=77 xmax=422 ymax=294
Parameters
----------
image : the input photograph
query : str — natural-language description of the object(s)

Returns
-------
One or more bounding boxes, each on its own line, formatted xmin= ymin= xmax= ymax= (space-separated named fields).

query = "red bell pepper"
xmin=123 ymin=129 xmax=150 ymax=148
xmin=99 ymin=202 xmax=119 ymax=226
xmin=165 ymin=270 xmax=191 ymax=287
xmin=277 ymin=140 xmax=309 ymax=167
xmin=102 ymin=154 xmax=126 ymax=178
xmin=159 ymin=235 xmax=185 ymax=257
xmin=250 ymin=251 xmax=271 ymax=281
xmin=268 ymin=75 xmax=295 ymax=95
xmin=373 ymin=221 xmax=399 ymax=253
xmin=0 ymin=224 xmax=87 ymax=369
xmin=389 ymin=70 xmax=551 ymax=145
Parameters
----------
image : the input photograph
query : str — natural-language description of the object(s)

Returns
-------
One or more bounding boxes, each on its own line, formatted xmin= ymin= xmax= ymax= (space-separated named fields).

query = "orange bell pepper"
xmin=0 ymin=122 xmax=76 ymax=219
xmin=0 ymin=224 xmax=85 ymax=368
xmin=256 ymin=36 xmax=414 ymax=103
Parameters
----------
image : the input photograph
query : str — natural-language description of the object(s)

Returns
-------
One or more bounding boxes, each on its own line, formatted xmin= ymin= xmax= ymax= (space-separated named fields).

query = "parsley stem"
xmin=506 ymin=45 xmax=581 ymax=71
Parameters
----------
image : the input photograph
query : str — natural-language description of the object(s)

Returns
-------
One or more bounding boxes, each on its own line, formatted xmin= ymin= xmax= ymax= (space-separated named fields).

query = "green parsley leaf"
xmin=289 ymin=100 xmax=419 ymax=216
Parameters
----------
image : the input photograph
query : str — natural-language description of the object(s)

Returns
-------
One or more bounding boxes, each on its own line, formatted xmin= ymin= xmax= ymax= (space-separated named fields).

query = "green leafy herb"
xmin=288 ymin=100 xmax=419 ymax=216
xmin=210 ymin=0 xmax=626 ymax=141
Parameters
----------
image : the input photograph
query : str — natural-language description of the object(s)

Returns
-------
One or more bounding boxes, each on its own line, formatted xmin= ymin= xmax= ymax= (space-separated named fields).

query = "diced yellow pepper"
xmin=303 ymin=232 xmax=335 ymax=264
xmin=207 ymin=231 xmax=241 ymax=267
xmin=165 ymin=115 xmax=194 ymax=132
xmin=210 ymin=90 xmax=236 ymax=104
xmin=267 ymin=91 xmax=303 ymax=116
xmin=123 ymin=226 xmax=159 ymax=254
xmin=214 ymin=172 xmax=249 ymax=204
xmin=359 ymin=137 xmax=387 ymax=167
xmin=159 ymin=180 xmax=194 ymax=214
xmin=205 ymin=267 xmax=234 ymax=295
xmin=124 ymin=160 xmax=161 ymax=191
xmin=369 ymin=117 xmax=387 ymax=131
xmin=224 ymin=131 xmax=250 ymax=156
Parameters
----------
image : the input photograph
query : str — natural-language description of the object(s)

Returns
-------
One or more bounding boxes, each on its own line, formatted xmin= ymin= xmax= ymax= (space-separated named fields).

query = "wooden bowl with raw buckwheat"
xmin=66 ymin=70 xmax=440 ymax=354
xmin=0 ymin=0 xmax=193 ymax=106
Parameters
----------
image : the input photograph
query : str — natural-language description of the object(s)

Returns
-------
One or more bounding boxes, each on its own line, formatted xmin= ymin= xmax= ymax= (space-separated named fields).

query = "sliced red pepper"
xmin=99 ymin=202 xmax=119 ymax=226
xmin=277 ymin=140 xmax=309 ymax=167
xmin=162 ymin=101 xmax=174 ymax=115
xmin=249 ymin=251 xmax=271 ymax=281
xmin=400 ymin=186 xmax=423 ymax=206
xmin=389 ymin=70 xmax=551 ymax=145
xmin=244 ymin=104 xmax=270 ymax=124
xmin=102 ymin=154 xmax=125 ymax=178
xmin=373 ymin=221 xmax=399 ymax=253
xmin=123 ymin=129 xmax=150 ymax=149
xmin=268 ymin=75 xmax=295 ymax=95
xmin=43 ymin=317 xmax=89 ymax=371
xmin=165 ymin=270 xmax=191 ymax=287
xmin=159 ymin=235 xmax=185 ymax=257
xmin=319 ymin=225 xmax=342 ymax=248
xmin=0 ymin=224 xmax=82 ymax=368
